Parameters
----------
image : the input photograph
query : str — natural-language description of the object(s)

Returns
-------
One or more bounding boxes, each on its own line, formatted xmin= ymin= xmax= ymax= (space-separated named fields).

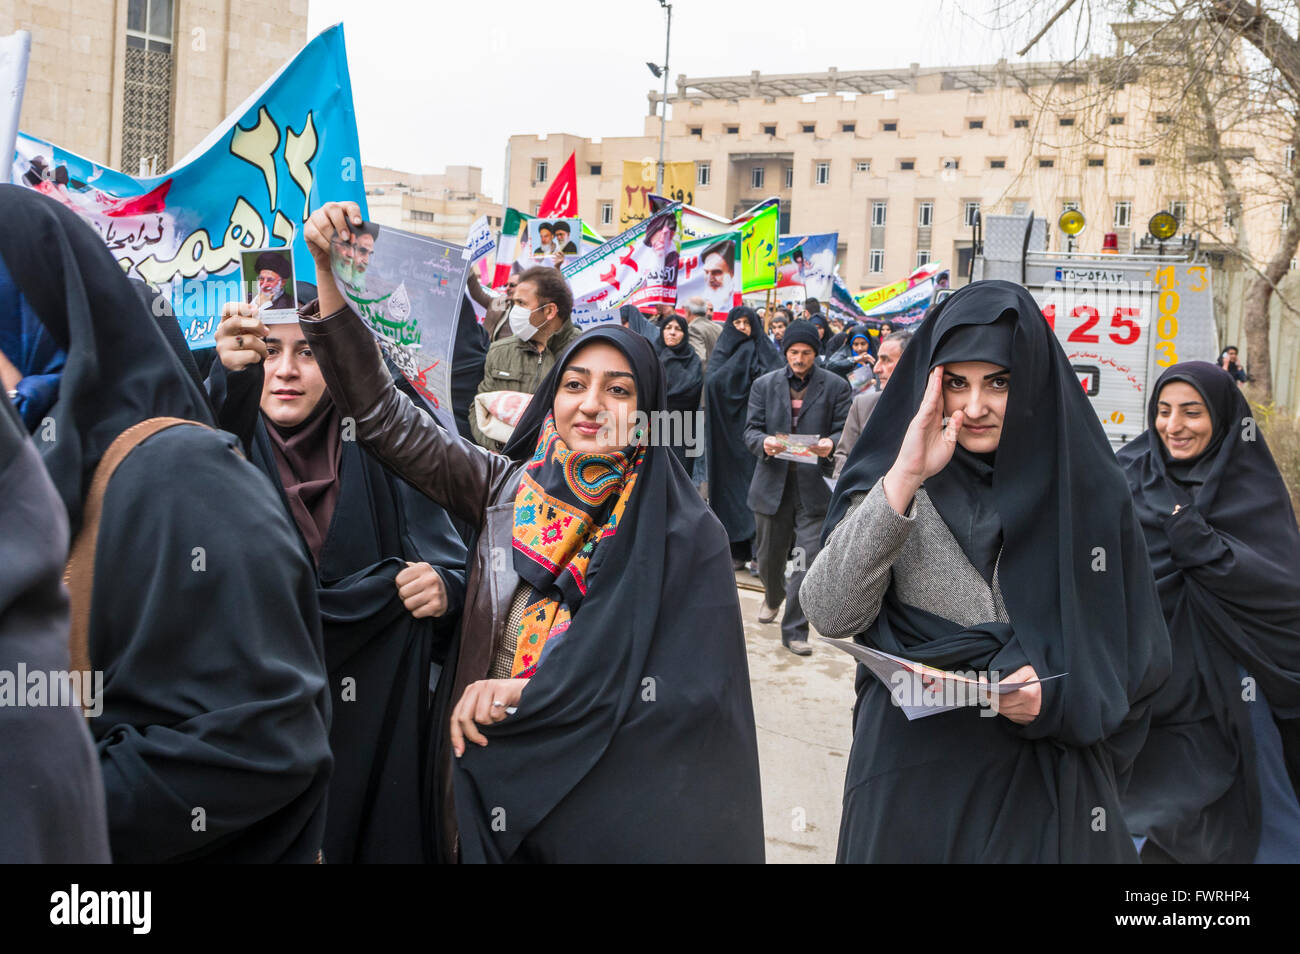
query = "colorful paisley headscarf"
xmin=510 ymin=411 xmax=645 ymax=677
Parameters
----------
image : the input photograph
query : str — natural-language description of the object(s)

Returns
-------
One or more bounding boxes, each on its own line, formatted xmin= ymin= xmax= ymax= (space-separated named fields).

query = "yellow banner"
xmin=618 ymin=159 xmax=695 ymax=229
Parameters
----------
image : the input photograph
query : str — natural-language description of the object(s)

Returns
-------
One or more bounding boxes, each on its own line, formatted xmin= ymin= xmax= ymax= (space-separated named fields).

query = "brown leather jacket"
xmin=300 ymin=301 xmax=528 ymax=862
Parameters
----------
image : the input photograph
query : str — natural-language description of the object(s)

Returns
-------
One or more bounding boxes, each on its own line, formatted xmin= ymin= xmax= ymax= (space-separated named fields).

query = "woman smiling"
xmin=1118 ymin=362 xmax=1300 ymax=863
xmin=293 ymin=201 xmax=765 ymax=864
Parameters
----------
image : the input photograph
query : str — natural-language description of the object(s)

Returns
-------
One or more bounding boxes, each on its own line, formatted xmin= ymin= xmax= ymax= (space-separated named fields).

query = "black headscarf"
xmin=654 ymin=313 xmax=704 ymax=414
xmin=704 ymin=306 xmax=783 ymax=543
xmin=827 ymin=280 xmax=1170 ymax=860
xmin=459 ymin=325 xmax=765 ymax=862
xmin=917 ymin=315 xmax=1015 ymax=584
xmin=808 ymin=313 xmax=831 ymax=350
xmin=618 ymin=303 xmax=661 ymax=343
xmin=0 ymin=184 xmax=213 ymax=534
xmin=1117 ymin=361 xmax=1300 ymax=862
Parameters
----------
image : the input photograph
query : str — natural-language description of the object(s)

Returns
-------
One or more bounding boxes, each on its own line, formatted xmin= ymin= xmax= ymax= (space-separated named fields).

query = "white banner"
xmin=561 ymin=203 xmax=681 ymax=330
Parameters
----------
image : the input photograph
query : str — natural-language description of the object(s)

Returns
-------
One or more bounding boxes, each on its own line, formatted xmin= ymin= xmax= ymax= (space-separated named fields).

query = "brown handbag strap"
xmin=64 ymin=417 xmax=209 ymax=679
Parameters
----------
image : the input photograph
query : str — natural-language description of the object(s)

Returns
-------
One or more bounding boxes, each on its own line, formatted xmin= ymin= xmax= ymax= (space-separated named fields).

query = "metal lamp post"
xmin=654 ymin=1 xmax=672 ymax=194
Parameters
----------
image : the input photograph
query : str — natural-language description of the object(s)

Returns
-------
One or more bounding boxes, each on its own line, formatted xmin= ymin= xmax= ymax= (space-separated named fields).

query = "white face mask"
xmin=509 ymin=303 xmax=544 ymax=341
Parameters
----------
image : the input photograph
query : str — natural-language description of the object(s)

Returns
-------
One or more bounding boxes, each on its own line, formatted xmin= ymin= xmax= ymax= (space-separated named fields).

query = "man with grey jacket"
xmin=744 ymin=320 xmax=851 ymax=655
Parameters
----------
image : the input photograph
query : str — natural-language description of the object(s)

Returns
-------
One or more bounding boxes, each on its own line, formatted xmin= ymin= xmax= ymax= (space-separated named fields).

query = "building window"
xmin=916 ymin=249 xmax=931 ymax=268
xmin=122 ymin=0 xmax=175 ymax=174
xmin=1087 ymin=157 xmax=1104 ymax=167
xmin=785 ymin=165 xmax=794 ymax=188
xmin=1224 ymin=207 xmax=1235 ymax=229
xmin=1282 ymin=203 xmax=1291 ymax=227
xmin=802 ymin=123 xmax=816 ymax=133
xmin=1110 ymin=115 xmax=1125 ymax=125
xmin=600 ymin=201 xmax=613 ymax=226
xmin=871 ymin=200 xmax=887 ymax=227
xmin=989 ymin=158 xmax=1007 ymax=169
xmin=1059 ymin=116 xmax=1075 ymax=127
xmin=1113 ymin=200 xmax=1132 ymax=229
xmin=869 ymin=248 xmax=885 ymax=273
xmin=409 ymin=210 xmax=435 ymax=223
xmin=1062 ymin=200 xmax=1079 ymax=213
xmin=1138 ymin=157 xmax=1155 ymax=167
xmin=1286 ymin=145 xmax=1296 ymax=170
xmin=726 ymin=125 xmax=739 ymax=134
xmin=1013 ymin=117 xmax=1029 ymax=128
xmin=841 ymin=122 xmax=856 ymax=133
xmin=689 ymin=126 xmax=702 ymax=137
xmin=530 ymin=201 xmax=541 ymax=215
xmin=751 ymin=165 xmax=765 ymax=190
xmin=815 ymin=161 xmax=830 ymax=185
xmin=493 ymin=216 xmax=501 ymax=227
xmin=855 ymin=160 xmax=870 ymax=172
xmin=1169 ymin=200 xmax=1187 ymax=223
xmin=882 ymin=120 xmax=897 ymax=132
xmin=1038 ymin=158 xmax=1055 ymax=168
xmin=942 ymin=158 xmax=959 ymax=170
xmin=589 ymin=163 xmax=602 ymax=176
xmin=696 ymin=161 xmax=711 ymax=187
xmin=763 ymin=124 xmax=777 ymax=136
xmin=1155 ymin=113 xmax=1173 ymax=124
xmin=1012 ymin=200 xmax=1029 ymax=215
xmin=917 ymin=201 xmax=933 ymax=227
xmin=534 ymin=159 xmax=548 ymax=182
xmin=899 ymin=159 xmax=915 ymax=171
xmin=968 ymin=119 xmax=984 ymax=129
xmin=964 ymin=201 xmax=981 ymax=227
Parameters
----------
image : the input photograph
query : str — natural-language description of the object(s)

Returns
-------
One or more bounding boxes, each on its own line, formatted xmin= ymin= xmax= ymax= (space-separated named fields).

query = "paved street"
xmin=736 ymin=580 xmax=857 ymax=864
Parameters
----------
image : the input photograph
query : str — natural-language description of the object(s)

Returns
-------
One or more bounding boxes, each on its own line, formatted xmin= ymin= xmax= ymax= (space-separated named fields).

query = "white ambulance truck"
xmin=969 ymin=213 xmax=1219 ymax=447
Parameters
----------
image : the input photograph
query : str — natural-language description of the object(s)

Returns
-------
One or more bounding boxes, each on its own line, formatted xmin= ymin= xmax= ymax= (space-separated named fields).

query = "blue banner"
xmin=11 ymin=24 xmax=367 ymax=349
xmin=777 ymin=232 xmax=838 ymax=299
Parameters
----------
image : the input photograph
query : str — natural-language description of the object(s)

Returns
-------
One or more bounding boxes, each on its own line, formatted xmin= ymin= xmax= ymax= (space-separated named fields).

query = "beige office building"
xmin=6 ymin=0 xmax=308 ymax=173
xmin=505 ymin=60 xmax=1288 ymax=296
xmin=364 ymin=164 xmax=503 ymax=245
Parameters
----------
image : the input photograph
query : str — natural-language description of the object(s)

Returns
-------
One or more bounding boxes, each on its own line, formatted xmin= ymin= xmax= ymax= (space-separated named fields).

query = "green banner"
xmin=739 ymin=203 xmax=779 ymax=292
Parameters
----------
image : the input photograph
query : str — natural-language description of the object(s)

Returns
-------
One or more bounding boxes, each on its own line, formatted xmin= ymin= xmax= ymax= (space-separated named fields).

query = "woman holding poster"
xmin=295 ymin=200 xmax=764 ymax=864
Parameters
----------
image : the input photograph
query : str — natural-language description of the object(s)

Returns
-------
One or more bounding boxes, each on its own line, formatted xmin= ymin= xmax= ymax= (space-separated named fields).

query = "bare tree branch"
xmin=1017 ymin=0 xmax=1082 ymax=55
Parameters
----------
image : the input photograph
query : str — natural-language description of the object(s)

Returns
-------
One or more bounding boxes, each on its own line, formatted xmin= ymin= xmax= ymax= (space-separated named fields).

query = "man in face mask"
xmin=469 ymin=266 xmax=582 ymax=451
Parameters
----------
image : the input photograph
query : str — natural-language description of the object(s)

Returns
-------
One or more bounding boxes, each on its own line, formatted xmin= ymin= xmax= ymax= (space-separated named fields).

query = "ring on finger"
xmin=236 ymin=335 xmax=244 ymax=349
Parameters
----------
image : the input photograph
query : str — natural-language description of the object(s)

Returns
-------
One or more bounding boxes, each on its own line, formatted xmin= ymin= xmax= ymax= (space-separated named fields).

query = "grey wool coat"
xmin=800 ymin=477 xmax=1009 ymax=634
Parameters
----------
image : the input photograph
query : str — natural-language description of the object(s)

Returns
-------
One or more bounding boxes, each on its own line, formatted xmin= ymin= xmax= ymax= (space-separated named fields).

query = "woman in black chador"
xmin=653 ymin=311 xmax=704 ymax=477
xmin=803 ymin=280 xmax=1171 ymax=863
xmin=210 ymin=303 xmax=469 ymax=864
xmin=1118 ymin=361 xmax=1300 ymax=863
xmin=291 ymin=200 xmax=764 ymax=864
xmin=705 ymin=306 xmax=781 ymax=566
xmin=0 ymin=184 xmax=332 ymax=864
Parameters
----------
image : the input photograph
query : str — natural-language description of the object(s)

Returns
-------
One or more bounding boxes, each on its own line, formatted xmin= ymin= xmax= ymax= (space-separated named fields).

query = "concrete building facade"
xmin=505 ymin=60 xmax=1288 ymax=296
xmin=6 ymin=0 xmax=308 ymax=173
xmin=363 ymin=164 xmax=502 ymax=245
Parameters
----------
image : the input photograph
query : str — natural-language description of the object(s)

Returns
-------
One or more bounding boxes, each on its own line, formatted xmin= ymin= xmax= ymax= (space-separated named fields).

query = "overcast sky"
xmin=305 ymin=0 xmax=1101 ymax=199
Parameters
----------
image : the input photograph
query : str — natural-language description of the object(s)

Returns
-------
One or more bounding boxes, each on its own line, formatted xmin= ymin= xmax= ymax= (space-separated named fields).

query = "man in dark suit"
xmin=744 ymin=320 xmax=851 ymax=655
